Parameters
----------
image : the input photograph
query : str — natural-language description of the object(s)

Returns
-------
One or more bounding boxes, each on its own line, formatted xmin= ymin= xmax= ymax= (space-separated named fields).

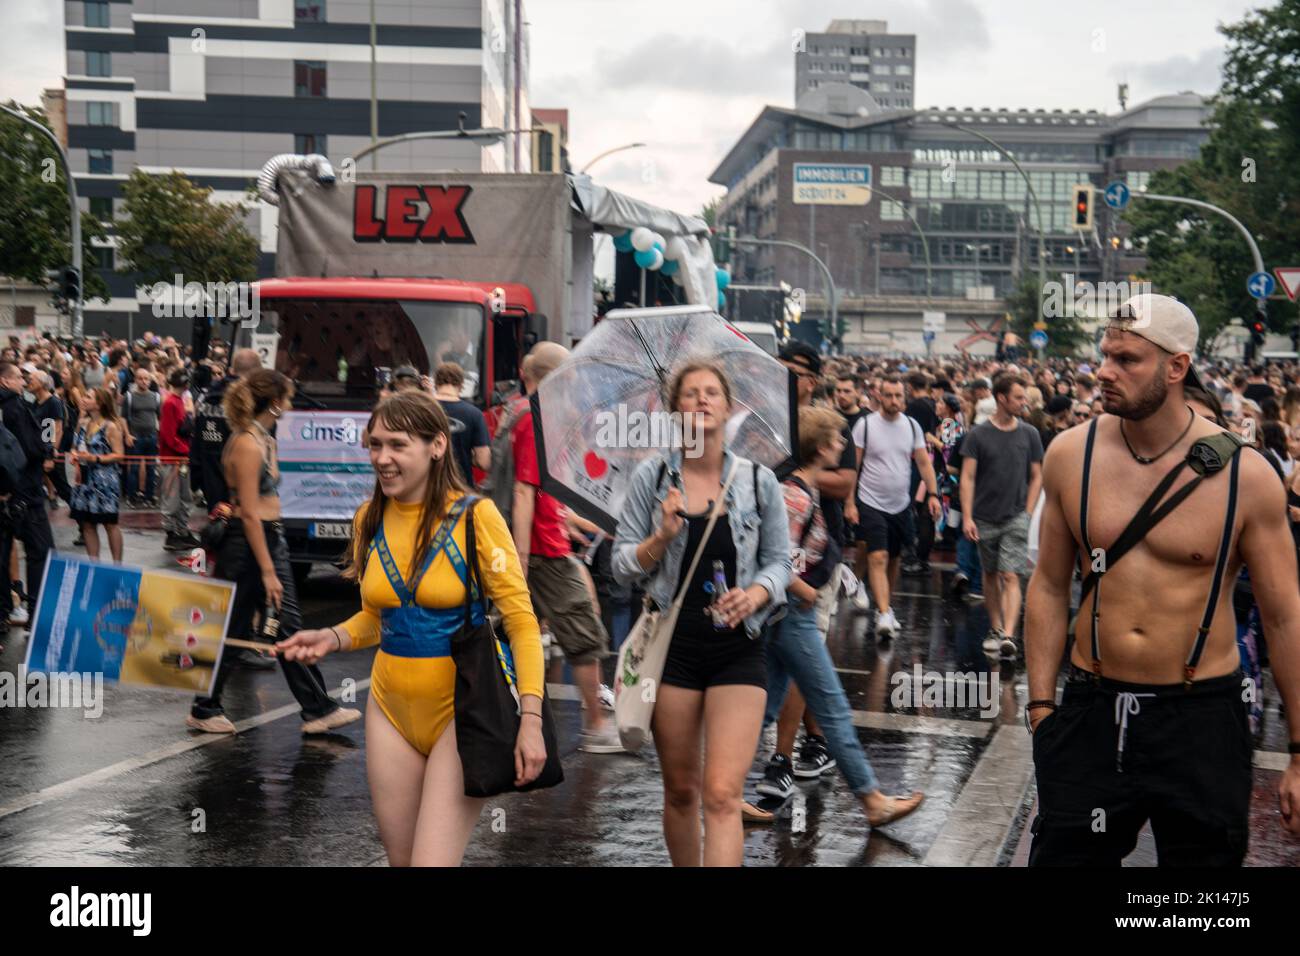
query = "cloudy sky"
xmin=1 ymin=0 xmax=1257 ymax=217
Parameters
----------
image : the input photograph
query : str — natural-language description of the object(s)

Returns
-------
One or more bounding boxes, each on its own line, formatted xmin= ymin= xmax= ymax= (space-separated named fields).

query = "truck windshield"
xmin=261 ymin=298 xmax=483 ymax=406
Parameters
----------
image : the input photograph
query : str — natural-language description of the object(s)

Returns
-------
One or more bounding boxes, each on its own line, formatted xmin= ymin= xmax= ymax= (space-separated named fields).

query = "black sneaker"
xmin=902 ymin=560 xmax=925 ymax=575
xmin=793 ymin=735 xmax=837 ymax=779
xmin=236 ymin=648 xmax=278 ymax=670
xmin=163 ymin=533 xmax=190 ymax=552
xmin=755 ymin=753 xmax=796 ymax=799
xmin=949 ymin=572 xmax=969 ymax=599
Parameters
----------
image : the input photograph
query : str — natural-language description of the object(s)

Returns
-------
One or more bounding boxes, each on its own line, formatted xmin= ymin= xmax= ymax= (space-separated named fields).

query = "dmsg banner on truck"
xmin=279 ymin=411 xmax=373 ymax=521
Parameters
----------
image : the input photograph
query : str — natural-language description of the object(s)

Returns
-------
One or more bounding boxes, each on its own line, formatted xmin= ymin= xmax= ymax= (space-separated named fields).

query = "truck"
xmin=240 ymin=156 xmax=719 ymax=579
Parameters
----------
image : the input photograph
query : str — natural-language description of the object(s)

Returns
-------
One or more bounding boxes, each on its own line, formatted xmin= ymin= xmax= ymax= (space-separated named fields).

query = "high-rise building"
xmin=710 ymin=87 xmax=1211 ymax=352
xmin=63 ymin=0 xmax=531 ymax=334
xmin=795 ymin=19 xmax=916 ymax=110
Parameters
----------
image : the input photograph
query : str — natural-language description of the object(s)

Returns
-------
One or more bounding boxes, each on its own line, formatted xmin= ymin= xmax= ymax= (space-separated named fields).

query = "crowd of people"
xmin=4 ymin=291 xmax=1299 ymax=865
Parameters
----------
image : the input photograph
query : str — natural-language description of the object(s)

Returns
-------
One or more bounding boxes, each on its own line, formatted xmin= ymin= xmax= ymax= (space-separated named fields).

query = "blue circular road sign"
xmin=1103 ymin=181 xmax=1130 ymax=210
xmin=1248 ymin=271 xmax=1276 ymax=300
xmin=1029 ymin=329 xmax=1049 ymax=350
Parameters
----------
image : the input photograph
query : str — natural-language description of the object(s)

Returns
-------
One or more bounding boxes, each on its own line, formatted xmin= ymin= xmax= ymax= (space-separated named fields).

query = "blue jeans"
xmin=957 ymin=535 xmax=983 ymax=594
xmin=125 ymin=432 xmax=157 ymax=499
xmin=762 ymin=603 xmax=880 ymax=796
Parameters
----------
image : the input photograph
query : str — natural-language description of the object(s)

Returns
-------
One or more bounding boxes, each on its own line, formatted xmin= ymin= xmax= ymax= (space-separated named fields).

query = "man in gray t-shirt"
xmin=960 ymin=374 xmax=1044 ymax=658
xmin=121 ymin=368 xmax=161 ymax=502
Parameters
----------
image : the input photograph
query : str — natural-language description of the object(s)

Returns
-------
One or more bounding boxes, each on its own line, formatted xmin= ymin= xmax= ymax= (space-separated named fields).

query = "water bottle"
xmin=261 ymin=601 xmax=280 ymax=640
xmin=711 ymin=559 xmax=728 ymax=629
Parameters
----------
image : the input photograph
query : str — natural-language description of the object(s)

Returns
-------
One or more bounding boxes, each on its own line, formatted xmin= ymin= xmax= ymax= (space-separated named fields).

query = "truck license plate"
xmin=310 ymin=523 xmax=351 ymax=539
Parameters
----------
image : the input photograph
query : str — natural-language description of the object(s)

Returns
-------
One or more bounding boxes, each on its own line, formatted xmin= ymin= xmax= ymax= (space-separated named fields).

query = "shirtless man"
xmin=1026 ymin=294 xmax=1300 ymax=866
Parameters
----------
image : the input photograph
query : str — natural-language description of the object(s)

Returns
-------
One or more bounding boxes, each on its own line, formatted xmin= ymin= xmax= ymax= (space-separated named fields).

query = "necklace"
xmin=1119 ymin=406 xmax=1195 ymax=465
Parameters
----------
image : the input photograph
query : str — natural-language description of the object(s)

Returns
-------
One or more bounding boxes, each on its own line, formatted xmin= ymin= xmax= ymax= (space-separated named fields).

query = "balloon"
xmin=660 ymin=259 xmax=679 ymax=276
xmin=647 ymin=248 xmax=664 ymax=270
xmin=652 ymin=233 xmax=665 ymax=252
xmin=716 ymin=268 xmax=731 ymax=290
xmin=717 ymin=291 xmax=726 ymax=311
xmin=631 ymin=227 xmax=656 ymax=252
xmin=612 ymin=231 xmax=634 ymax=253
xmin=664 ymin=236 xmax=688 ymax=261
xmin=634 ymin=247 xmax=663 ymax=270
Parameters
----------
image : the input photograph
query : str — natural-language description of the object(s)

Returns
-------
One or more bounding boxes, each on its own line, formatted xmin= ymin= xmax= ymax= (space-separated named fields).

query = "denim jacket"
xmin=612 ymin=447 xmax=791 ymax=638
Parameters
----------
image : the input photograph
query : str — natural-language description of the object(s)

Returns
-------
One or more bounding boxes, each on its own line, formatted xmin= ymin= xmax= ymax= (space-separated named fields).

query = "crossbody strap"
xmin=668 ymin=457 xmax=741 ymax=612
xmin=1078 ymin=418 xmax=1102 ymax=671
xmin=1185 ymin=450 xmax=1241 ymax=686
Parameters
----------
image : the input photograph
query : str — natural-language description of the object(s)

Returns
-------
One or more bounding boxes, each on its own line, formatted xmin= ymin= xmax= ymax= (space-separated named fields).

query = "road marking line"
xmin=923 ymin=725 xmax=1033 ymax=866
xmin=0 ymin=678 xmax=370 ymax=822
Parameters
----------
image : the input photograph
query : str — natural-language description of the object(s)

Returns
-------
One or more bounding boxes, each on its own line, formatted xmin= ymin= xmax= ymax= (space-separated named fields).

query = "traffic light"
xmin=711 ymin=225 xmax=734 ymax=265
xmin=61 ymin=266 xmax=81 ymax=304
xmin=1250 ymin=318 xmax=1266 ymax=346
xmin=1072 ymin=185 xmax=1094 ymax=231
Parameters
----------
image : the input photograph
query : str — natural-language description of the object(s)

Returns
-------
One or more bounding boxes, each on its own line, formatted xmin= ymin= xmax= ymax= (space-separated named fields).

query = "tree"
xmin=114 ymin=169 xmax=259 ymax=290
xmin=1004 ymin=272 xmax=1092 ymax=356
xmin=700 ymin=197 xmax=721 ymax=229
xmin=1123 ymin=0 xmax=1299 ymax=346
xmin=0 ymin=102 xmax=109 ymax=305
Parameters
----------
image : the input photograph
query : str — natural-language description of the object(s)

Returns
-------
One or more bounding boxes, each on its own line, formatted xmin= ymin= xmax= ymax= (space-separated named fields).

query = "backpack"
xmin=482 ymin=399 xmax=527 ymax=529
xmin=0 ymin=422 xmax=29 ymax=496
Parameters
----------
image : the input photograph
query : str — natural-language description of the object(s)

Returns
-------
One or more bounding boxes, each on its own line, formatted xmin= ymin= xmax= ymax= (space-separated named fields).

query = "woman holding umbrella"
xmin=613 ymin=360 xmax=791 ymax=866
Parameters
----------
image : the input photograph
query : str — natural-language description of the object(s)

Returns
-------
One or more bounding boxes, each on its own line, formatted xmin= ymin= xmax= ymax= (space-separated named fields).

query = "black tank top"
xmin=676 ymin=512 xmax=740 ymax=636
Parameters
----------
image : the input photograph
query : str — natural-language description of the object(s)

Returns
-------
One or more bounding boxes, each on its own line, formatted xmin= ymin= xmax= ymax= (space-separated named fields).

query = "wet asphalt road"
xmin=0 ymin=507 xmax=1296 ymax=866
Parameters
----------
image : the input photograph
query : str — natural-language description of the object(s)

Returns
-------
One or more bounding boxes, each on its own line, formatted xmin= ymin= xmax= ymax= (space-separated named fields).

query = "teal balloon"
xmin=612 ymin=231 xmax=634 ymax=252
xmin=717 ymin=291 xmax=726 ymax=311
xmin=653 ymin=240 xmax=664 ymax=253
xmin=660 ymin=259 xmax=679 ymax=276
xmin=716 ymin=268 xmax=731 ymax=290
xmin=634 ymin=248 xmax=658 ymax=269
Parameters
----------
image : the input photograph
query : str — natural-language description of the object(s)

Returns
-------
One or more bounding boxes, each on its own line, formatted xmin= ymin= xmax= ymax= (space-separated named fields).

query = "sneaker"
xmin=579 ymin=727 xmax=625 ymax=754
xmin=187 ymin=713 xmax=237 ymax=734
xmin=982 ymin=629 xmax=1002 ymax=653
xmin=963 ymin=590 xmax=985 ymax=605
xmin=793 ymin=735 xmax=837 ymax=779
xmin=999 ymin=637 xmax=1017 ymax=659
xmin=302 ymin=707 xmax=362 ymax=735
xmin=236 ymin=648 xmax=277 ymax=670
xmin=7 ymin=605 xmax=29 ymax=627
xmin=163 ymin=533 xmax=190 ymax=552
xmin=902 ymin=560 xmax=924 ymax=575
xmin=756 ymin=754 xmax=796 ymax=799
xmin=876 ymin=608 xmax=900 ymax=637
xmin=949 ymin=572 xmax=969 ymax=599
xmin=540 ymin=627 xmax=554 ymax=650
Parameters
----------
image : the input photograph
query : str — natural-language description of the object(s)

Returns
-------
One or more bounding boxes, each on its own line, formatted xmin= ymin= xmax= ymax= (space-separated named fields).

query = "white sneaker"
xmin=982 ymin=629 xmax=1002 ymax=653
xmin=579 ymin=727 xmax=625 ymax=754
xmin=540 ymin=627 xmax=554 ymax=649
xmin=876 ymin=608 xmax=900 ymax=637
xmin=7 ymin=605 xmax=29 ymax=627
xmin=587 ymin=683 xmax=616 ymax=712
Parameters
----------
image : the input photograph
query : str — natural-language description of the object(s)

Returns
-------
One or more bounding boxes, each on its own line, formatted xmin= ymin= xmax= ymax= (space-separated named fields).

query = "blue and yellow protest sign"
xmin=25 ymin=554 xmax=236 ymax=695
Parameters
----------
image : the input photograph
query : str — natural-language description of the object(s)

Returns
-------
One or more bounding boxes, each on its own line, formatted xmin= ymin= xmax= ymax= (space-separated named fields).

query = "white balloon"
xmin=647 ymin=248 xmax=665 ymax=270
xmin=664 ymin=236 xmax=688 ymax=261
xmin=631 ymin=227 xmax=656 ymax=252
xmin=651 ymin=232 xmax=666 ymax=250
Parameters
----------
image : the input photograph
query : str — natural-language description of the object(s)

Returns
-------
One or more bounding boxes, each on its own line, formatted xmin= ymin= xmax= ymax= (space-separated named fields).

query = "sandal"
xmin=742 ymin=800 xmax=775 ymax=824
xmin=866 ymin=790 xmax=924 ymax=828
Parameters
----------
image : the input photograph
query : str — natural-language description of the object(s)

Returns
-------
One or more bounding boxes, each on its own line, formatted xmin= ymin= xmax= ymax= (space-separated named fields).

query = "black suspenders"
xmin=1077 ymin=419 xmax=1243 ymax=687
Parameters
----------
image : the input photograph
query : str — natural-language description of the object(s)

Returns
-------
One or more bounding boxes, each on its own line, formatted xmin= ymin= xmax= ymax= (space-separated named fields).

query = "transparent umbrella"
xmin=530 ymin=306 xmax=797 ymax=533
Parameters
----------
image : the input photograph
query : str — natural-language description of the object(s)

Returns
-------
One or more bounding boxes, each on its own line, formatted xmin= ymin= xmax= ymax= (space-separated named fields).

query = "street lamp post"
xmin=580 ymin=143 xmax=647 ymax=174
xmin=730 ymin=235 xmax=838 ymax=350
xmin=940 ymin=121 xmax=1048 ymax=298
xmin=369 ymin=0 xmax=377 ymax=170
xmin=867 ymin=183 xmax=934 ymax=300
xmin=965 ymin=242 xmax=992 ymax=294
xmin=351 ymin=113 xmax=532 ymax=165
xmin=1 ymin=105 xmax=82 ymax=337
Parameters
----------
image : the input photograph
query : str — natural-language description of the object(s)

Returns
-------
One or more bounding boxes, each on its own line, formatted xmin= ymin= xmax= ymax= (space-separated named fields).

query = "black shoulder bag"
xmin=453 ymin=496 xmax=565 ymax=798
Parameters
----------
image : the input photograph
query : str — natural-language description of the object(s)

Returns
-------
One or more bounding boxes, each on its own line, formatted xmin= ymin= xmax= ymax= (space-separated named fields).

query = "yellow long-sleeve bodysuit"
xmin=341 ymin=494 xmax=545 ymax=756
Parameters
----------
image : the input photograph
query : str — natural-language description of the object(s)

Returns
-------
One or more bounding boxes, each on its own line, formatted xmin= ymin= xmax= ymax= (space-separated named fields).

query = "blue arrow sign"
xmin=1248 ymin=271 xmax=1275 ymax=300
xmin=1029 ymin=329 xmax=1049 ymax=350
xmin=1103 ymin=181 xmax=1130 ymax=210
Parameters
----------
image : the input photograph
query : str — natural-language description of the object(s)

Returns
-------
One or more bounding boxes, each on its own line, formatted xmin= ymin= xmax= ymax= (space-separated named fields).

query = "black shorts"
xmin=661 ymin=617 xmax=767 ymax=692
xmin=857 ymin=501 xmax=911 ymax=557
xmin=1029 ymin=666 xmax=1252 ymax=867
xmin=71 ymin=510 xmax=118 ymax=526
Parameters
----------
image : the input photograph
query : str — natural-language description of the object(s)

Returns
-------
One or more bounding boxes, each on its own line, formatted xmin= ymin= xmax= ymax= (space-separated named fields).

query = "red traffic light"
xmin=1251 ymin=320 xmax=1266 ymax=334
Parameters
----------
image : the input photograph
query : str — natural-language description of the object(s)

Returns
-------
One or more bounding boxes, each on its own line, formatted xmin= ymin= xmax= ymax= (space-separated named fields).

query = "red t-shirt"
xmin=511 ymin=403 xmax=570 ymax=558
xmin=159 ymin=391 xmax=190 ymax=458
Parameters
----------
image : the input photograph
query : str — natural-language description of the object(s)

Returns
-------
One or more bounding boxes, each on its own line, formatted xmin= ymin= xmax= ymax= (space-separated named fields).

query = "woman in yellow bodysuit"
xmin=279 ymin=391 xmax=546 ymax=866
